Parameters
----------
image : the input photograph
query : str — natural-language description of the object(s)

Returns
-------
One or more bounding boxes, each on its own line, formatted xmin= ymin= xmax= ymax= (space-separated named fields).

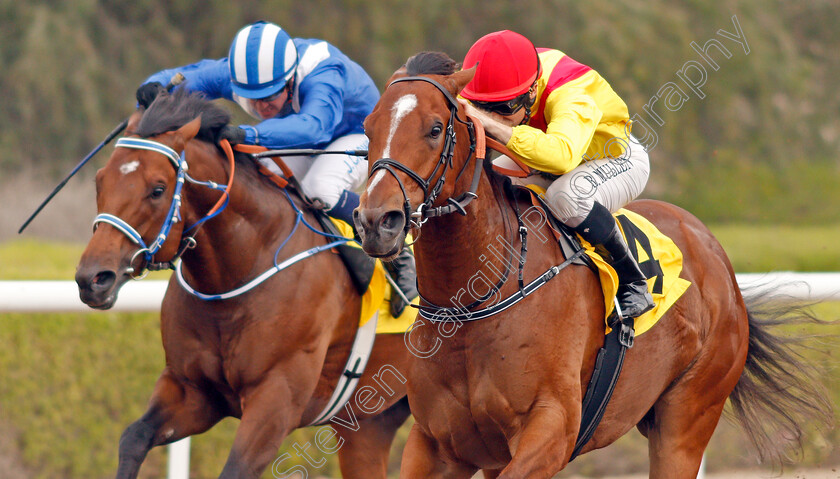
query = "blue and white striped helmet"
xmin=228 ymin=21 xmax=298 ymax=99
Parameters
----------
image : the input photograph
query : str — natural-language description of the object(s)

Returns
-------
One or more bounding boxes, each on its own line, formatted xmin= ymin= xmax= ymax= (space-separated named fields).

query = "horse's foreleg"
xmin=218 ymin=380 xmax=301 ymax=479
xmin=496 ymin=406 xmax=574 ymax=479
xmin=334 ymin=397 xmax=411 ymax=479
xmin=400 ymin=423 xmax=478 ymax=479
xmin=116 ymin=368 xmax=225 ymax=479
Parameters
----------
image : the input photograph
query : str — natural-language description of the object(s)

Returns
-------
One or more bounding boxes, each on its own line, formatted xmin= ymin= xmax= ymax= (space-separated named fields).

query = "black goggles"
xmin=256 ymin=80 xmax=292 ymax=103
xmin=470 ymin=91 xmax=531 ymax=116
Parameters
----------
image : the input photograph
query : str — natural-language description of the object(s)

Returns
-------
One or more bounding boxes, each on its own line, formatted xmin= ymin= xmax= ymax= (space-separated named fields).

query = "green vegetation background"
xmin=2 ymin=0 xmax=839 ymax=477
xmin=1 ymin=236 xmax=837 ymax=478
xmin=1 ymin=1 xmax=839 ymax=225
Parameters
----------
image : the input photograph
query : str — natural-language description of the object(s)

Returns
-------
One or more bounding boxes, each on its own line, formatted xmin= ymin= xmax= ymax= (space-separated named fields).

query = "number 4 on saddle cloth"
xmin=585 ymin=208 xmax=691 ymax=335
xmin=489 ymin=140 xmax=690 ymax=335
xmin=521 ymin=183 xmax=691 ymax=337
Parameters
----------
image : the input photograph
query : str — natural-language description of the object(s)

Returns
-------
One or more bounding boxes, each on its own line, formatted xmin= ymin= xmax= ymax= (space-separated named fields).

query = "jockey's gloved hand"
xmin=218 ymin=125 xmax=247 ymax=145
xmin=136 ymin=82 xmax=165 ymax=109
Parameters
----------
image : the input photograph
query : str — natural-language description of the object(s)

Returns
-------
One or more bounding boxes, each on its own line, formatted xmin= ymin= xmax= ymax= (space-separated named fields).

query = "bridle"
xmin=369 ymin=76 xmax=486 ymax=234
xmin=92 ymin=137 xmax=233 ymax=278
xmin=367 ymin=75 xmax=591 ymax=323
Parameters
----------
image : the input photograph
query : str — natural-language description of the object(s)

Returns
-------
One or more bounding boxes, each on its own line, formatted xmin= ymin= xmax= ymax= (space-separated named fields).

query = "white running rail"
xmin=1 ymin=272 xmax=838 ymax=479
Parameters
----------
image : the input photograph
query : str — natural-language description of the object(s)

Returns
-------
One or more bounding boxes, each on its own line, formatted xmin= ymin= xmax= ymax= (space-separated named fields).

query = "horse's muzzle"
xmin=75 ymin=265 xmax=124 ymax=310
xmin=353 ymin=207 xmax=406 ymax=259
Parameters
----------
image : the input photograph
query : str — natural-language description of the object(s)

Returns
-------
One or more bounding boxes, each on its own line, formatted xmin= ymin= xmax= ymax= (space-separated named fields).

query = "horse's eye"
xmin=429 ymin=124 xmax=443 ymax=139
xmin=150 ymin=185 xmax=166 ymax=199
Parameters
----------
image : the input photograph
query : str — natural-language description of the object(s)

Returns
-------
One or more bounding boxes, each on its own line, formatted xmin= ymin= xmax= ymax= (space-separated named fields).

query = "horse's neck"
xmin=178 ymin=143 xmax=301 ymax=292
xmin=415 ymin=173 xmax=521 ymax=304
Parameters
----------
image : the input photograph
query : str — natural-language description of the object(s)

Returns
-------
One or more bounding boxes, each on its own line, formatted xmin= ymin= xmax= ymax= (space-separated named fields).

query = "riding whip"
xmin=252 ymin=148 xmax=368 ymax=158
xmin=18 ymin=72 xmax=186 ymax=233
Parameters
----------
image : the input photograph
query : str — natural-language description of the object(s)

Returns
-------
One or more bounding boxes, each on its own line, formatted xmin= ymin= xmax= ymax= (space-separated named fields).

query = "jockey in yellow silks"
xmin=460 ymin=30 xmax=655 ymax=319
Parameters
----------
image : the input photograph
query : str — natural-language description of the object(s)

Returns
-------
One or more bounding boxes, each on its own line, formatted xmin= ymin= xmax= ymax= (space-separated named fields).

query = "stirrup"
xmin=616 ymin=280 xmax=654 ymax=319
xmin=383 ymin=248 xmax=418 ymax=317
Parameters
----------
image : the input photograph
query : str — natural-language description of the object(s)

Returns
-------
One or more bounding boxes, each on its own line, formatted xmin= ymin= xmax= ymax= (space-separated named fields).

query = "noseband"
xmin=369 ymin=76 xmax=485 ymax=233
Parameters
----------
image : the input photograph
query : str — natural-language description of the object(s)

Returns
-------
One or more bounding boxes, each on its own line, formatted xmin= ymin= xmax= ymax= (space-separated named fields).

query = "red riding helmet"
xmin=461 ymin=30 xmax=540 ymax=102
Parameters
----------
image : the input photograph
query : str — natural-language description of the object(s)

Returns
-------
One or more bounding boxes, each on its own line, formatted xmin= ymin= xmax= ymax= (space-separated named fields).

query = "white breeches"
xmin=545 ymin=137 xmax=650 ymax=227
xmin=279 ymin=133 xmax=369 ymax=207
xmin=496 ymin=136 xmax=650 ymax=228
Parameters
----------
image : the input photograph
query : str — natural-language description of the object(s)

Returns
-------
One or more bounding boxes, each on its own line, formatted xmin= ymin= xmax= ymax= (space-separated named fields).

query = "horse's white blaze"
xmin=383 ymin=94 xmax=417 ymax=159
xmin=120 ymin=160 xmax=140 ymax=175
xmin=367 ymin=170 xmax=387 ymax=195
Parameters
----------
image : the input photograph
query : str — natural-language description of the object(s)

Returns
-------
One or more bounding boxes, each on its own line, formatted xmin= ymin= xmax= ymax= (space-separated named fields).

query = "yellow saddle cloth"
xmin=330 ymin=208 xmax=688 ymax=337
xmin=330 ymin=218 xmax=419 ymax=334
xmin=581 ymin=209 xmax=691 ymax=336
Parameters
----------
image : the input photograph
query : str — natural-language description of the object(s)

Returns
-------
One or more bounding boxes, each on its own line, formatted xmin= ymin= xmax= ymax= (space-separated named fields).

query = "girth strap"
xmin=571 ymin=304 xmax=635 ymax=460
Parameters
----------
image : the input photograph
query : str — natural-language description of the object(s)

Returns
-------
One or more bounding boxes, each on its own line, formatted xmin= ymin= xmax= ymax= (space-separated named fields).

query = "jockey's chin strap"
xmin=92 ymin=137 xmax=235 ymax=278
xmin=369 ymin=76 xmax=486 ymax=235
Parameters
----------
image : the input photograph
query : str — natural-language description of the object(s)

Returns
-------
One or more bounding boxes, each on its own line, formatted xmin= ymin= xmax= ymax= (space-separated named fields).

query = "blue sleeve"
xmin=142 ymin=59 xmax=233 ymax=100
xmin=246 ymin=66 xmax=346 ymax=149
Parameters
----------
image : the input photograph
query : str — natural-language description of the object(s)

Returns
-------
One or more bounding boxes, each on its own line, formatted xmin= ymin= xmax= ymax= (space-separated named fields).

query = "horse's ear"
xmin=175 ymin=116 xmax=202 ymax=144
xmin=385 ymin=66 xmax=409 ymax=86
xmin=125 ymin=110 xmax=144 ymax=135
xmin=445 ymin=66 xmax=477 ymax=97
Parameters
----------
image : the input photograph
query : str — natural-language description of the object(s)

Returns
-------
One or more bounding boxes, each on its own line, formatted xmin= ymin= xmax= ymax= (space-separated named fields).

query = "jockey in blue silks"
xmin=136 ymin=21 xmax=417 ymax=315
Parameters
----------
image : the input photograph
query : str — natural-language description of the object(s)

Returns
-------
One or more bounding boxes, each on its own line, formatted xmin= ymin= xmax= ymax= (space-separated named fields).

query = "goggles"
xmin=256 ymin=80 xmax=292 ymax=103
xmin=470 ymin=92 xmax=530 ymax=116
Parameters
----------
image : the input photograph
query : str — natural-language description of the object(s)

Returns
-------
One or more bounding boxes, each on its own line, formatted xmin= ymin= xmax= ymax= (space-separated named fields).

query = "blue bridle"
xmin=92 ymin=137 xmax=192 ymax=278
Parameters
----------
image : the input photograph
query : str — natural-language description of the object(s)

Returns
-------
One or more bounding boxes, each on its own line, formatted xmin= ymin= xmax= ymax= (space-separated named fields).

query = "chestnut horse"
xmin=355 ymin=53 xmax=832 ymax=478
xmin=75 ymin=91 xmax=412 ymax=479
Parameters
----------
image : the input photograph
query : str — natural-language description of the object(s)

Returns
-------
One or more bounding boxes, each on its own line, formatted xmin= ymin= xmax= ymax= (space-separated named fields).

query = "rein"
xmin=369 ymin=76 xmax=486 ymax=233
xmin=371 ymin=76 xmax=584 ymax=322
xmin=175 ymin=143 xmax=350 ymax=300
xmin=96 ymin=135 xmax=352 ymax=294
xmin=175 ymin=186 xmax=348 ymax=301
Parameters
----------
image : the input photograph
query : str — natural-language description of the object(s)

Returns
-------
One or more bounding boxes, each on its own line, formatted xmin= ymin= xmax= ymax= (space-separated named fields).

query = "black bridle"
xmin=369 ymin=76 xmax=484 ymax=233
xmin=369 ymin=75 xmax=591 ymax=324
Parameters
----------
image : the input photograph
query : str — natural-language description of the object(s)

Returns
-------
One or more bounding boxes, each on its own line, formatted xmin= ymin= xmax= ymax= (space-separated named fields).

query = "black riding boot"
xmin=383 ymin=246 xmax=419 ymax=317
xmin=574 ymin=202 xmax=655 ymax=319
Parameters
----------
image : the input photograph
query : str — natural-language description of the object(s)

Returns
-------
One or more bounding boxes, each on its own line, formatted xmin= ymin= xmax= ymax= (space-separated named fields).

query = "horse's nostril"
xmin=92 ymin=271 xmax=116 ymax=292
xmin=352 ymin=209 xmax=367 ymax=237
xmin=381 ymin=211 xmax=405 ymax=233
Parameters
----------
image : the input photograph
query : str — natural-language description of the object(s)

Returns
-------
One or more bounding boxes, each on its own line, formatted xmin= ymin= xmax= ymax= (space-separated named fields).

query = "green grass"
xmin=0 ymin=239 xmax=171 ymax=281
xmin=709 ymin=224 xmax=840 ymax=272
xmin=0 ymin=312 xmax=167 ymax=477
xmin=1 ymin=240 xmax=85 ymax=280
xmin=1 ymin=227 xmax=838 ymax=477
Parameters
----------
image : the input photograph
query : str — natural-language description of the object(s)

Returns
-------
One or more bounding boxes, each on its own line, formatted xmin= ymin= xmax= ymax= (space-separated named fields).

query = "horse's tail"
xmin=726 ymin=286 xmax=835 ymax=465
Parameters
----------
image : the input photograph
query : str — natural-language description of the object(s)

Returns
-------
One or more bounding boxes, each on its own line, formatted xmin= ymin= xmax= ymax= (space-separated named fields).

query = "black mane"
xmin=135 ymin=89 xmax=231 ymax=143
xmin=405 ymin=51 xmax=460 ymax=76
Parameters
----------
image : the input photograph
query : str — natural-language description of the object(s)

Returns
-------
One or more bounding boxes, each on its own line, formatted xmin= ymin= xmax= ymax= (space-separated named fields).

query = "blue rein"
xmin=174 ymin=187 xmax=349 ymax=301
xmin=96 ymin=135 xmax=351 ymax=296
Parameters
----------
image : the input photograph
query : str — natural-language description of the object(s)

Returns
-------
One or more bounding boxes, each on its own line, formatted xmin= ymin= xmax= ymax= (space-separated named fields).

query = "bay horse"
xmin=355 ymin=52 xmax=833 ymax=478
xmin=75 ymin=90 xmax=412 ymax=479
